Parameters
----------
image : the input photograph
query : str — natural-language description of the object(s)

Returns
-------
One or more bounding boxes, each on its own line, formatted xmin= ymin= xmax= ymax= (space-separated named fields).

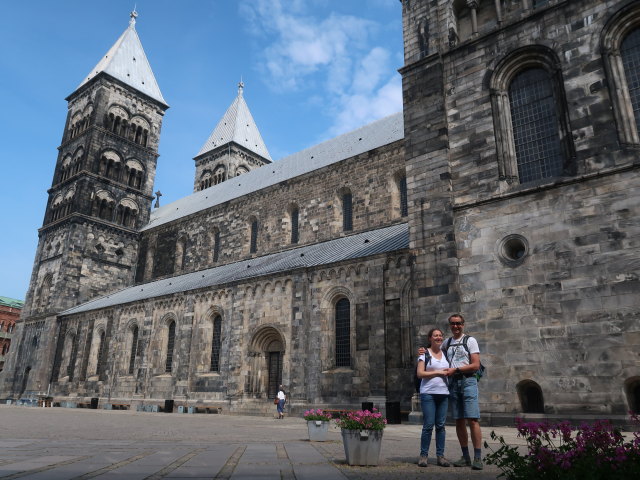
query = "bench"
xmin=111 ymin=403 xmax=130 ymax=410
xmin=76 ymin=402 xmax=92 ymax=408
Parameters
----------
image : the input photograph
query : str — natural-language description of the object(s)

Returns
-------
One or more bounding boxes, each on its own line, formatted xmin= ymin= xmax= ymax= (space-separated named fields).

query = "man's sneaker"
xmin=437 ymin=456 xmax=451 ymax=467
xmin=452 ymin=456 xmax=471 ymax=467
xmin=417 ymin=456 xmax=429 ymax=467
xmin=472 ymin=458 xmax=484 ymax=470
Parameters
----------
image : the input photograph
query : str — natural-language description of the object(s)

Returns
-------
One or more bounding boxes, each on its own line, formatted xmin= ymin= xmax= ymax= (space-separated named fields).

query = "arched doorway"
xmin=246 ymin=326 xmax=285 ymax=399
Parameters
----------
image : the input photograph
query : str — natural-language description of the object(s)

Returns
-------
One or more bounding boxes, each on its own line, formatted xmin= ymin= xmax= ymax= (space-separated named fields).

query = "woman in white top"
xmin=416 ymin=328 xmax=451 ymax=468
xmin=276 ymin=385 xmax=286 ymax=419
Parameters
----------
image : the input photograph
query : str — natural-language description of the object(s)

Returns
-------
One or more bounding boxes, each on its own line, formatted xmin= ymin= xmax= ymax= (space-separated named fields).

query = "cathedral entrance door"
xmin=248 ymin=326 xmax=285 ymax=399
xmin=267 ymin=351 xmax=282 ymax=399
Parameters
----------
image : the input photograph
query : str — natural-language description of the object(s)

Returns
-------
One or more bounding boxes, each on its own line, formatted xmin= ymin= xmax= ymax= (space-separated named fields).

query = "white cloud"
xmin=240 ymin=0 xmax=402 ymax=136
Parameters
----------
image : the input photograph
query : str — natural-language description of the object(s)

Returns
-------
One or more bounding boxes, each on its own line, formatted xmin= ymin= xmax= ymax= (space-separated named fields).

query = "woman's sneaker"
xmin=417 ymin=456 xmax=429 ymax=467
xmin=436 ymin=456 xmax=450 ymax=467
xmin=452 ymin=456 xmax=471 ymax=467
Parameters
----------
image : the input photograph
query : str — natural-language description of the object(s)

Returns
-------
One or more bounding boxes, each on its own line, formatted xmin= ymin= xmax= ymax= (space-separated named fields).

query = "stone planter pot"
xmin=341 ymin=429 xmax=383 ymax=466
xmin=307 ymin=420 xmax=330 ymax=441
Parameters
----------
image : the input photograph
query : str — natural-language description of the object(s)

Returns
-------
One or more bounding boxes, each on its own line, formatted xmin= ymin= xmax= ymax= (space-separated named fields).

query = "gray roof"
xmin=144 ymin=112 xmax=403 ymax=231
xmin=77 ymin=14 xmax=167 ymax=106
xmin=61 ymin=222 xmax=408 ymax=316
xmin=197 ymin=84 xmax=272 ymax=160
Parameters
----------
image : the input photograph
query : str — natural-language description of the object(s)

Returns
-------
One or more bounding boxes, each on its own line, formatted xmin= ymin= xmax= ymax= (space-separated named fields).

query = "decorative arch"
xmin=115 ymin=198 xmax=138 ymax=228
xmin=602 ymin=3 xmax=640 ymax=145
xmin=200 ymin=170 xmax=212 ymax=191
xmin=98 ymin=149 xmax=123 ymax=181
xmin=157 ymin=314 xmax=177 ymax=374
xmin=92 ymin=190 xmax=115 ymax=222
xmin=126 ymin=321 xmax=140 ymax=375
xmin=38 ymin=273 xmax=53 ymax=308
xmin=125 ymin=158 xmax=144 ymax=189
xmin=248 ymin=216 xmax=259 ymax=254
xmin=338 ymin=186 xmax=353 ymax=232
xmin=213 ymin=164 xmax=226 ymax=185
xmin=87 ymin=325 xmax=107 ymax=378
xmin=288 ymin=203 xmax=300 ymax=244
xmin=235 ymin=165 xmax=249 ymax=176
xmin=490 ymin=45 xmax=575 ymax=184
xmin=246 ymin=325 xmax=286 ymax=398
xmin=174 ymin=234 xmax=187 ymax=271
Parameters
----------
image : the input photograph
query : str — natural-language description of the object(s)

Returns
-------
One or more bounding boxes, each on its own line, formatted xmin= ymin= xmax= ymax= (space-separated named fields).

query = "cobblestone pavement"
xmin=0 ymin=405 xmax=523 ymax=479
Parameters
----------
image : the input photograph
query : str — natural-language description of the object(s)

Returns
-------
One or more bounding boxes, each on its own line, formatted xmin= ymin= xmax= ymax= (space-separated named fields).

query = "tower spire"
xmin=238 ymin=78 xmax=244 ymax=97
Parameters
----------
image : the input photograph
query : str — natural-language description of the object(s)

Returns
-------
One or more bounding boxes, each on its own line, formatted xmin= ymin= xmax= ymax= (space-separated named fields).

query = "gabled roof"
xmin=76 ymin=12 xmax=167 ymax=106
xmin=196 ymin=83 xmax=271 ymax=160
xmin=61 ymin=222 xmax=409 ymax=316
xmin=144 ymin=111 xmax=404 ymax=231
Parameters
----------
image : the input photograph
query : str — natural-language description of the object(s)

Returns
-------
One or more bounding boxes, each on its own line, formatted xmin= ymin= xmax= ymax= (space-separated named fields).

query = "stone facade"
xmin=2 ymin=0 xmax=640 ymax=420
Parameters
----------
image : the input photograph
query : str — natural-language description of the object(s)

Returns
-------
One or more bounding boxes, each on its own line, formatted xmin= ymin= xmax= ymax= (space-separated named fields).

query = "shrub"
xmin=302 ymin=409 xmax=333 ymax=422
xmin=335 ymin=408 xmax=387 ymax=431
xmin=484 ymin=414 xmax=640 ymax=479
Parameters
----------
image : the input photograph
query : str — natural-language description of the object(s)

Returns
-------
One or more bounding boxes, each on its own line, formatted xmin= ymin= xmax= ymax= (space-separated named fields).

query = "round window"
xmin=497 ymin=234 xmax=529 ymax=266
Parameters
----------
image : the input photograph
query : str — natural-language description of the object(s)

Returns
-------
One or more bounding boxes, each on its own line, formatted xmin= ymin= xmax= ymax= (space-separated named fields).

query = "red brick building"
xmin=0 ymin=297 xmax=23 ymax=372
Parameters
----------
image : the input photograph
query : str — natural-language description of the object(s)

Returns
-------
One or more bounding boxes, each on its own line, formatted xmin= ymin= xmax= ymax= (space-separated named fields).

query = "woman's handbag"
xmin=273 ymin=397 xmax=279 ymax=405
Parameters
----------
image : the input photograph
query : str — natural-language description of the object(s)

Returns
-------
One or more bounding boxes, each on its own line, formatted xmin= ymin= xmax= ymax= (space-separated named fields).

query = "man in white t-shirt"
xmin=443 ymin=314 xmax=483 ymax=470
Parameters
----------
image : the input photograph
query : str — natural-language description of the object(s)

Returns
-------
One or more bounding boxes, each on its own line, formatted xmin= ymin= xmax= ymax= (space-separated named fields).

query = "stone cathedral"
xmin=3 ymin=0 xmax=640 ymax=421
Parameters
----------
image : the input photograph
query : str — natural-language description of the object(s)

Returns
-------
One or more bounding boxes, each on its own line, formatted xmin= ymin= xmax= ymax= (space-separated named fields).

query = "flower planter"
xmin=341 ymin=429 xmax=383 ymax=466
xmin=307 ymin=420 xmax=330 ymax=441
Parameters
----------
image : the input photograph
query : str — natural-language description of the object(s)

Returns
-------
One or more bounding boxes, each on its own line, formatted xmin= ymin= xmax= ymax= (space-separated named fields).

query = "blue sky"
xmin=0 ymin=0 xmax=404 ymax=301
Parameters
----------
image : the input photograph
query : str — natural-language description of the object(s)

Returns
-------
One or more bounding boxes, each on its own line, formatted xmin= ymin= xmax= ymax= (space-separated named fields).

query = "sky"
xmin=0 ymin=0 xmax=404 ymax=302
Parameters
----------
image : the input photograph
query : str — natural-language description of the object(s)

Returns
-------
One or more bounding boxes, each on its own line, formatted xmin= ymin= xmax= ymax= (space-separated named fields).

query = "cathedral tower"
xmin=193 ymin=82 xmax=271 ymax=192
xmin=3 ymin=11 xmax=168 ymax=397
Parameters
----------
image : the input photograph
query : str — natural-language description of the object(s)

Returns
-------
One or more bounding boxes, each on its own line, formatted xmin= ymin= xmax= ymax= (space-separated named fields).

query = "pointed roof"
xmin=197 ymin=82 xmax=271 ymax=160
xmin=77 ymin=11 xmax=167 ymax=106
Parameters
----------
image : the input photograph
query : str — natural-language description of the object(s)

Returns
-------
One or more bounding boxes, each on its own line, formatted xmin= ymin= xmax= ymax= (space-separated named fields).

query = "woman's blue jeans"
xmin=420 ymin=393 xmax=448 ymax=457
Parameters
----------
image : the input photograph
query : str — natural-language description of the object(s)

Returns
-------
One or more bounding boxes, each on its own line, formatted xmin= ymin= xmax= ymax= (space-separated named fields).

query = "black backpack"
xmin=413 ymin=349 xmax=432 ymax=393
xmin=442 ymin=335 xmax=486 ymax=381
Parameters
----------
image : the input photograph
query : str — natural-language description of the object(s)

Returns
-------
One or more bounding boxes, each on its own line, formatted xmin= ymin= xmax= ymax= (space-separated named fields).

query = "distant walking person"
xmin=276 ymin=385 xmax=286 ymax=419
xmin=443 ymin=314 xmax=484 ymax=470
xmin=416 ymin=328 xmax=451 ymax=468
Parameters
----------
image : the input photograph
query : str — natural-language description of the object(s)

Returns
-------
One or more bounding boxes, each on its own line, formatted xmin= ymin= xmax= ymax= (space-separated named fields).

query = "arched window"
xmin=621 ymin=29 xmax=640 ymax=135
xmin=213 ymin=166 xmax=226 ymax=185
xmin=165 ymin=321 xmax=176 ymax=373
xmin=509 ymin=68 xmax=564 ymax=183
xmin=95 ymin=331 xmax=106 ymax=377
xmin=399 ymin=176 xmax=408 ymax=217
xmin=335 ymin=298 xmax=351 ymax=368
xmin=517 ymin=380 xmax=544 ymax=413
xmin=249 ymin=218 xmax=258 ymax=254
xmin=342 ymin=191 xmax=353 ymax=232
xmin=290 ymin=207 xmax=299 ymax=244
xmin=210 ymin=315 xmax=222 ymax=372
xmin=212 ymin=230 xmax=221 ymax=263
xmin=67 ymin=334 xmax=79 ymax=381
xmin=175 ymin=236 xmax=187 ymax=271
xmin=490 ymin=47 xmax=575 ymax=184
xmin=128 ymin=326 xmax=138 ymax=375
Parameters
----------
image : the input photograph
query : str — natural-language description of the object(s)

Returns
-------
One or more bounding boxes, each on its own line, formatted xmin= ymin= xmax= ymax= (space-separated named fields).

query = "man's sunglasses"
xmin=449 ymin=322 xmax=464 ymax=326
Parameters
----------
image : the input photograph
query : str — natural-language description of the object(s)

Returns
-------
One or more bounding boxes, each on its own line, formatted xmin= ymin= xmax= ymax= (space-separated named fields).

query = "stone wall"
xmin=402 ymin=0 xmax=640 ymax=415
xmin=139 ymin=141 xmax=406 ymax=283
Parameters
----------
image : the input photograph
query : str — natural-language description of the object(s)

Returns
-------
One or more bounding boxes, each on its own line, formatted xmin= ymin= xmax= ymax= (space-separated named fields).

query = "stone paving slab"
xmin=0 ymin=405 xmax=517 ymax=479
